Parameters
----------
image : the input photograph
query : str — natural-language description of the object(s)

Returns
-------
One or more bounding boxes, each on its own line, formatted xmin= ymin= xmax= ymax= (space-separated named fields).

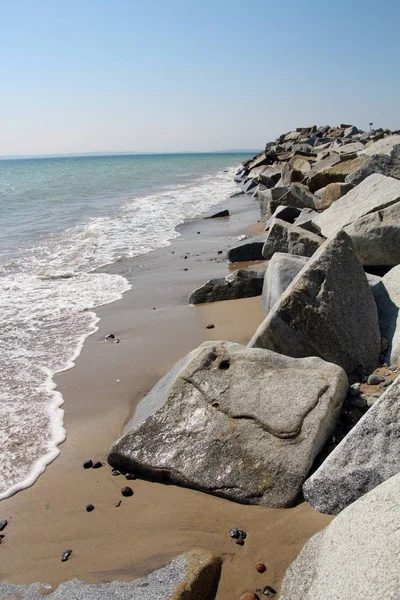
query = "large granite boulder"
xmin=373 ymin=265 xmax=400 ymax=364
xmin=261 ymin=253 xmax=308 ymax=314
xmin=363 ymin=134 xmax=400 ymax=156
xmin=279 ymin=474 xmax=400 ymax=600
xmin=345 ymin=144 xmax=400 ymax=186
xmin=264 ymin=205 xmax=302 ymax=230
xmin=262 ymin=219 xmax=324 ymax=260
xmin=313 ymin=173 xmax=400 ymax=238
xmin=227 ymin=236 xmax=265 ymax=262
xmin=0 ymin=549 xmax=221 ymax=600
xmin=188 ymin=270 xmax=264 ymax=305
xmin=344 ymin=200 xmax=400 ymax=266
xmin=303 ymin=376 xmax=400 ymax=515
xmin=307 ymin=156 xmax=367 ymax=192
xmin=108 ymin=341 xmax=348 ymax=508
xmin=249 ymin=231 xmax=381 ymax=375
xmin=258 ymin=186 xmax=288 ymax=216
xmin=314 ymin=182 xmax=353 ymax=210
xmin=271 ymin=182 xmax=317 ymax=214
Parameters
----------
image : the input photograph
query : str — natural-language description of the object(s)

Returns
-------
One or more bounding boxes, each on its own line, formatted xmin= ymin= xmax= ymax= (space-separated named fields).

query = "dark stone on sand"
xmin=104 ymin=334 xmax=115 ymax=341
xmin=125 ymin=472 xmax=137 ymax=480
xmin=92 ymin=461 xmax=103 ymax=469
xmin=256 ymin=564 xmax=267 ymax=574
xmin=121 ymin=486 xmax=134 ymax=497
xmin=0 ymin=520 xmax=8 ymax=532
xmin=263 ymin=586 xmax=277 ymax=596
xmin=204 ymin=209 xmax=230 ymax=219
xmin=206 ymin=324 xmax=215 ymax=329
xmin=61 ymin=549 xmax=73 ymax=562
xmin=115 ymin=500 xmax=122 ymax=507
xmin=112 ymin=469 xmax=121 ymax=476
xmin=367 ymin=374 xmax=385 ymax=385
xmin=83 ymin=460 xmax=93 ymax=469
xmin=236 ymin=537 xmax=245 ymax=546
xmin=86 ymin=504 xmax=94 ymax=512
xmin=227 ymin=237 xmax=265 ymax=262
xmin=0 ymin=535 xmax=5 ymax=543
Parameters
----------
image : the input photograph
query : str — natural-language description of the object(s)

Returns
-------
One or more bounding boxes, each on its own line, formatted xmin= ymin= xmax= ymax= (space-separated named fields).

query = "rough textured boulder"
xmin=279 ymin=474 xmax=400 ymax=600
xmin=258 ymin=186 xmax=288 ymax=216
xmin=303 ymin=377 xmax=400 ymax=515
xmin=249 ymin=231 xmax=381 ymax=375
xmin=272 ymin=182 xmax=317 ymax=213
xmin=108 ymin=341 xmax=348 ymax=508
xmin=227 ymin=236 xmax=265 ymax=262
xmin=313 ymin=173 xmax=400 ymax=238
xmin=346 ymin=145 xmax=400 ymax=186
xmin=344 ymin=201 xmax=400 ymax=265
xmin=363 ymin=134 xmax=400 ymax=156
xmin=262 ymin=219 xmax=324 ymax=260
xmin=264 ymin=205 xmax=301 ymax=230
xmin=261 ymin=253 xmax=308 ymax=314
xmin=188 ymin=270 xmax=264 ymax=304
xmin=0 ymin=549 xmax=221 ymax=600
xmin=314 ymin=182 xmax=353 ymax=210
xmin=373 ymin=265 xmax=400 ymax=364
xmin=307 ymin=156 xmax=367 ymax=192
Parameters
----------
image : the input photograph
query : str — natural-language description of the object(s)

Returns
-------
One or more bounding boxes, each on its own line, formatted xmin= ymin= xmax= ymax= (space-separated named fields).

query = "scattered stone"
xmin=279 ymin=475 xmax=400 ymax=599
xmin=227 ymin=237 xmax=265 ymax=262
xmin=61 ymin=550 xmax=73 ymax=562
xmin=125 ymin=472 xmax=137 ymax=480
xmin=85 ymin=504 xmax=94 ymax=512
xmin=92 ymin=461 xmax=103 ymax=469
xmin=108 ymin=341 xmax=347 ymax=508
xmin=114 ymin=500 xmax=122 ymax=507
xmin=349 ymin=383 xmax=361 ymax=397
xmin=367 ymin=373 xmax=384 ymax=385
xmin=0 ymin=520 xmax=7 ymax=533
xmin=204 ymin=209 xmax=230 ymax=219
xmin=0 ymin=535 xmax=4 ymax=544
xmin=250 ymin=231 xmax=381 ymax=375
xmin=262 ymin=219 xmax=324 ymax=260
xmin=206 ymin=324 xmax=215 ymax=329
xmin=256 ymin=564 xmax=267 ymax=573
xmin=121 ymin=486 xmax=134 ymax=497
xmin=262 ymin=586 xmax=277 ymax=597
xmin=236 ymin=537 xmax=245 ymax=546
xmin=189 ymin=270 xmax=264 ymax=305
xmin=104 ymin=333 xmax=115 ymax=341
xmin=83 ymin=460 xmax=93 ymax=469
xmin=303 ymin=375 xmax=400 ymax=514
xmin=112 ymin=469 xmax=121 ymax=476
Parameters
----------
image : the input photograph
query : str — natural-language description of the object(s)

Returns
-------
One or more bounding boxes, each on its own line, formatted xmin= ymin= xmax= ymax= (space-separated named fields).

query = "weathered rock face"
xmin=188 ymin=270 xmax=264 ymax=305
xmin=108 ymin=341 xmax=348 ymax=508
xmin=261 ymin=253 xmax=308 ymax=315
xmin=227 ymin=236 xmax=265 ymax=262
xmin=373 ymin=265 xmax=400 ymax=364
xmin=363 ymin=134 xmax=400 ymax=156
xmin=277 ymin=182 xmax=317 ymax=212
xmin=258 ymin=187 xmax=288 ymax=216
xmin=249 ymin=231 xmax=381 ymax=375
xmin=344 ymin=201 xmax=400 ymax=265
xmin=346 ymin=144 xmax=400 ymax=186
xmin=314 ymin=182 xmax=353 ymax=210
xmin=279 ymin=474 xmax=400 ymax=600
xmin=0 ymin=549 xmax=221 ymax=600
xmin=264 ymin=205 xmax=301 ymax=230
xmin=302 ymin=377 xmax=400 ymax=515
xmin=262 ymin=219 xmax=324 ymax=260
xmin=313 ymin=173 xmax=400 ymax=238
xmin=307 ymin=156 xmax=368 ymax=192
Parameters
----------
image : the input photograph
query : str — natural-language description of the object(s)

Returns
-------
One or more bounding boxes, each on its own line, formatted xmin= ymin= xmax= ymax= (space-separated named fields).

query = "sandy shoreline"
xmin=0 ymin=192 xmax=332 ymax=598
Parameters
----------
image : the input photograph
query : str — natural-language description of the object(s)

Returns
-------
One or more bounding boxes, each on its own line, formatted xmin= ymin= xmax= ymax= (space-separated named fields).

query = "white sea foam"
xmin=0 ymin=164 xmax=240 ymax=499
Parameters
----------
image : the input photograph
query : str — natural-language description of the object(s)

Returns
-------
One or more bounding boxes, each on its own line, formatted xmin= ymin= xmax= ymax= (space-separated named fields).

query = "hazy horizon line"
xmin=0 ymin=149 xmax=261 ymax=161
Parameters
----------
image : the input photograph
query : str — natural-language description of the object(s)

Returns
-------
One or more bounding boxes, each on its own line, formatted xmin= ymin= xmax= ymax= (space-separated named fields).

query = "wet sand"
xmin=0 ymin=194 xmax=332 ymax=598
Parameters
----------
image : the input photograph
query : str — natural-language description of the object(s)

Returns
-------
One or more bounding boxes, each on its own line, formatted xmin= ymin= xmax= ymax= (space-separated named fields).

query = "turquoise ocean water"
xmin=0 ymin=152 xmax=253 ymax=499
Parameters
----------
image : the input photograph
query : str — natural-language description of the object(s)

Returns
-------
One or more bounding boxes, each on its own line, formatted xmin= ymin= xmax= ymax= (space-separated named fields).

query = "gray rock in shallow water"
xmin=262 ymin=219 xmax=324 ymax=260
xmin=108 ymin=341 xmax=348 ymax=507
xmin=261 ymin=253 xmax=308 ymax=314
xmin=313 ymin=173 xmax=400 ymax=238
xmin=250 ymin=231 xmax=381 ymax=375
xmin=303 ymin=376 xmax=400 ymax=515
xmin=0 ymin=549 xmax=221 ymax=600
xmin=227 ymin=236 xmax=265 ymax=262
xmin=279 ymin=474 xmax=400 ymax=600
xmin=373 ymin=265 xmax=400 ymax=364
xmin=344 ymin=200 xmax=400 ymax=265
xmin=188 ymin=270 xmax=264 ymax=305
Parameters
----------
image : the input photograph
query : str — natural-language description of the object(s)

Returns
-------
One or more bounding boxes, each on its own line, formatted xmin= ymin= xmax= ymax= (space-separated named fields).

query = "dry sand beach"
xmin=0 ymin=193 xmax=331 ymax=598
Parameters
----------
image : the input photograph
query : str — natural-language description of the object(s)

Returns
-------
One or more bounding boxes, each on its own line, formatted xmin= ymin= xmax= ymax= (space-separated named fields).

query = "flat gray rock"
xmin=0 ymin=549 xmax=221 ymax=600
xmin=261 ymin=253 xmax=308 ymax=314
xmin=373 ymin=265 xmax=400 ymax=364
xmin=249 ymin=231 xmax=381 ymax=374
xmin=227 ymin=236 xmax=265 ymax=262
xmin=345 ymin=147 xmax=400 ymax=186
xmin=314 ymin=182 xmax=353 ymax=210
xmin=258 ymin=186 xmax=288 ymax=216
xmin=303 ymin=375 xmax=400 ymax=515
xmin=313 ymin=173 xmax=400 ymax=238
xmin=307 ymin=156 xmax=367 ymax=192
xmin=188 ymin=269 xmax=264 ymax=305
xmin=262 ymin=219 xmax=324 ymax=260
xmin=279 ymin=474 xmax=400 ymax=600
xmin=344 ymin=200 xmax=400 ymax=265
xmin=363 ymin=134 xmax=400 ymax=156
xmin=108 ymin=341 xmax=348 ymax=508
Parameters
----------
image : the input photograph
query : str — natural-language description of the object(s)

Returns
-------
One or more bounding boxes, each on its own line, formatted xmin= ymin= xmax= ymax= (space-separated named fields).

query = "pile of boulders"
xmin=107 ymin=124 xmax=400 ymax=598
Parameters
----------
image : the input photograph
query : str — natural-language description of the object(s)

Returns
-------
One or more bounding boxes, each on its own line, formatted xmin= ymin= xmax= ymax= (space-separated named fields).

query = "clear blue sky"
xmin=1 ymin=0 xmax=399 ymax=155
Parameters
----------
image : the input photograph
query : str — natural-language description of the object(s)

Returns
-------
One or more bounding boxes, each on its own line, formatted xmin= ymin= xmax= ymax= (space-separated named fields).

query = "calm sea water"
xmin=0 ymin=152 xmax=253 ymax=499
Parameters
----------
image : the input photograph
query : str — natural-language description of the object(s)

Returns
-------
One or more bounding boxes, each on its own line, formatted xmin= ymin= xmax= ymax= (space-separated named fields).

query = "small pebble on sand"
xmin=61 ymin=550 xmax=73 ymax=562
xmin=83 ymin=460 xmax=93 ymax=469
xmin=256 ymin=563 xmax=267 ymax=573
xmin=86 ymin=504 xmax=94 ymax=512
xmin=0 ymin=520 xmax=8 ymax=532
xmin=206 ymin=324 xmax=215 ymax=329
xmin=121 ymin=486 xmax=134 ymax=497
xmin=92 ymin=461 xmax=103 ymax=469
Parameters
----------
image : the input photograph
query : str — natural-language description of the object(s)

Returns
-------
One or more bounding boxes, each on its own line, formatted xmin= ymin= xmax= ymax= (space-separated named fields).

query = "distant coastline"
xmin=0 ymin=149 xmax=261 ymax=161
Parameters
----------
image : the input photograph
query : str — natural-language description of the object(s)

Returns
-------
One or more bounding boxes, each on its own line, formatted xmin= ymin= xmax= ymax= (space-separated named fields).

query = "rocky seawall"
xmin=2 ymin=123 xmax=400 ymax=599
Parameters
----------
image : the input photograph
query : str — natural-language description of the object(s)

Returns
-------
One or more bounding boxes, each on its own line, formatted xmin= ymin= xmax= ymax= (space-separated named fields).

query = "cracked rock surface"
xmin=108 ymin=341 xmax=347 ymax=507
